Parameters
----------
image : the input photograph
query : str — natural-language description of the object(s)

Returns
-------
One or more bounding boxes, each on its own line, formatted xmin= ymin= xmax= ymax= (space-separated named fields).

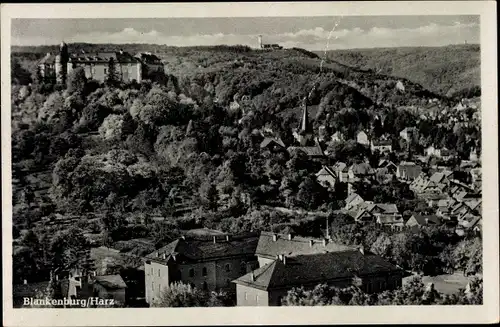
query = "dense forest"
xmin=11 ymin=44 xmax=481 ymax=298
xmin=323 ymin=44 xmax=481 ymax=98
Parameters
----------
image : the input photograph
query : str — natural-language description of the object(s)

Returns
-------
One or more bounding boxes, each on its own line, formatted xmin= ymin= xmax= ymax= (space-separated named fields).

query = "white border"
xmin=2 ymin=2 xmax=498 ymax=326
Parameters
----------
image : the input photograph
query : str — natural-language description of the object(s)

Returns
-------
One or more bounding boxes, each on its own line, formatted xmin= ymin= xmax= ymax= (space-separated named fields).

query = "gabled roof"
xmin=429 ymin=172 xmax=447 ymax=184
xmin=345 ymin=193 xmax=362 ymax=205
xmin=233 ymin=250 xmax=402 ymax=291
xmin=287 ymin=145 xmax=324 ymax=157
xmin=39 ymin=53 xmax=56 ymax=65
xmin=374 ymin=203 xmax=399 ymax=214
xmin=408 ymin=214 xmax=441 ymax=226
xmin=136 ymin=52 xmax=162 ymax=64
xmin=377 ymin=214 xmax=404 ymax=224
xmin=146 ymin=233 xmax=259 ymax=264
xmin=94 ymin=275 xmax=127 ymax=289
xmin=260 ymin=137 xmax=285 ymax=149
xmin=316 ymin=166 xmax=336 ymax=178
xmin=332 ymin=162 xmax=348 ymax=172
xmin=255 ymin=232 xmax=353 ymax=259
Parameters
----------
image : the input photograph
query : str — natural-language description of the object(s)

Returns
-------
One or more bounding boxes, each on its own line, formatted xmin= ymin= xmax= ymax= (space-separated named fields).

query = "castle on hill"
xmin=38 ymin=42 xmax=164 ymax=84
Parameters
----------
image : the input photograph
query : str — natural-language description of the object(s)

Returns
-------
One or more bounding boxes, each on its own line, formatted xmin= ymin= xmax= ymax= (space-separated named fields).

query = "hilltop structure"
xmin=257 ymin=35 xmax=283 ymax=50
xmin=38 ymin=42 xmax=165 ymax=84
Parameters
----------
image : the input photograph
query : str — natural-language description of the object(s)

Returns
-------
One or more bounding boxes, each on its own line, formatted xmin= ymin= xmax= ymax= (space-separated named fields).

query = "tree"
xmin=153 ymin=282 xmax=208 ymax=307
xmin=11 ymin=57 xmax=32 ymax=85
xmin=67 ymin=67 xmax=87 ymax=94
xmin=106 ymin=57 xmax=119 ymax=86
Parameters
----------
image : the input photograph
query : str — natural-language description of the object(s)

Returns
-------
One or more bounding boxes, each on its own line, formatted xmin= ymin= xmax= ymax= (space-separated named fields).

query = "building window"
xmin=202 ymin=267 xmax=207 ymax=276
xmin=152 ymin=282 xmax=154 ymax=291
xmin=256 ymin=295 xmax=259 ymax=303
xmin=202 ymin=281 xmax=208 ymax=290
xmin=225 ymin=263 xmax=231 ymax=272
xmin=189 ymin=268 xmax=195 ymax=277
xmin=244 ymin=292 xmax=248 ymax=300
xmin=104 ymin=68 xmax=107 ymax=74
xmin=158 ymin=269 xmax=160 ymax=277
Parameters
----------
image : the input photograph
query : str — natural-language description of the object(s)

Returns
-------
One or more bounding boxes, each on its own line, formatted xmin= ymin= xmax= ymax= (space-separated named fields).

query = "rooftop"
xmin=255 ymin=232 xmax=353 ymax=259
xmin=234 ymin=250 xmax=402 ymax=291
xmin=146 ymin=233 xmax=260 ymax=264
xmin=94 ymin=275 xmax=127 ymax=289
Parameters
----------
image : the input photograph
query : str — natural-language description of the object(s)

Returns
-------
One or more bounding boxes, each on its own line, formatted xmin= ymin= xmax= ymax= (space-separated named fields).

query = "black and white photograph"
xmin=1 ymin=2 xmax=498 ymax=326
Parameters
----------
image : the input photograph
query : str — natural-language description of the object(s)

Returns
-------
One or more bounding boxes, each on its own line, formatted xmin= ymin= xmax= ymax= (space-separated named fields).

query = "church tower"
xmin=55 ymin=41 xmax=69 ymax=84
xmin=293 ymin=96 xmax=314 ymax=146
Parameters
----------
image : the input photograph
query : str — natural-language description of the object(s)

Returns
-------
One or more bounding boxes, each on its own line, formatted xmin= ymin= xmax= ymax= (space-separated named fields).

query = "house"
xmin=378 ymin=159 xmax=398 ymax=173
xmin=469 ymin=148 xmax=479 ymax=162
xmin=67 ymin=50 xmax=143 ymax=83
xmin=260 ymin=137 xmax=286 ymax=151
xmin=406 ymin=214 xmax=442 ymax=229
xmin=426 ymin=146 xmax=454 ymax=160
xmin=370 ymin=139 xmax=393 ymax=153
xmin=287 ymin=143 xmax=325 ymax=159
xmin=233 ymin=249 xmax=404 ymax=306
xmin=376 ymin=214 xmax=405 ymax=230
xmin=330 ymin=131 xmax=345 ymax=143
xmin=375 ymin=167 xmax=395 ymax=184
xmin=348 ymin=162 xmax=375 ymax=180
xmin=399 ymin=127 xmax=418 ymax=143
xmin=396 ymin=162 xmax=422 ymax=181
xmin=470 ymin=168 xmax=482 ymax=184
xmin=344 ymin=193 xmax=364 ymax=210
xmin=135 ymin=52 xmax=164 ymax=76
xmin=254 ymin=232 xmax=354 ymax=268
xmin=353 ymin=203 xmax=402 ymax=225
xmin=92 ymin=275 xmax=127 ymax=306
xmin=144 ymin=233 xmax=260 ymax=305
xmin=357 ymin=131 xmax=370 ymax=146
xmin=316 ymin=166 xmax=337 ymax=190
xmin=332 ymin=162 xmax=349 ymax=182
xmin=410 ymin=173 xmax=430 ymax=194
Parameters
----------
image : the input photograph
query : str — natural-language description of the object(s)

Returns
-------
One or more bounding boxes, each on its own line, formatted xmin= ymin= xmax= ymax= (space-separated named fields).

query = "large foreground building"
xmin=144 ymin=231 xmax=404 ymax=307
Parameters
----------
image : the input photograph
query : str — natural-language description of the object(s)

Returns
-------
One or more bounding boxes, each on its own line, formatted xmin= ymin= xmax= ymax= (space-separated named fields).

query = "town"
xmin=11 ymin=40 xmax=482 ymax=308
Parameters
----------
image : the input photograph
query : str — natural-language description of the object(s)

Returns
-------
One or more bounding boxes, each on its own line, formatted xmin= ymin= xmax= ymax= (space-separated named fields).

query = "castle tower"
xmin=55 ymin=41 xmax=69 ymax=84
xmin=258 ymin=35 xmax=263 ymax=49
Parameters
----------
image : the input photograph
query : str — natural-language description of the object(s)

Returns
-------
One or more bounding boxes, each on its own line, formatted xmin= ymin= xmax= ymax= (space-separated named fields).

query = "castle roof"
xmin=69 ymin=51 xmax=141 ymax=64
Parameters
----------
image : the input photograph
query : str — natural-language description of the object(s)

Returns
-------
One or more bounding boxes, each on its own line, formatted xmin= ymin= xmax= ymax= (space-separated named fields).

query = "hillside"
xmin=321 ymin=44 xmax=481 ymax=98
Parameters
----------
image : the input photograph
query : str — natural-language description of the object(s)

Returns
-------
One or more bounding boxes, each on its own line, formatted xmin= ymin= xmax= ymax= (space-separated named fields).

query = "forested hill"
xmin=322 ymin=44 xmax=481 ymax=98
xmin=12 ymin=43 xmax=450 ymax=116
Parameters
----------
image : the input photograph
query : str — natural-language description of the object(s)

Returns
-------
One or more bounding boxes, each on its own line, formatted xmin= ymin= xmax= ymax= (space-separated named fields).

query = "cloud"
xmin=12 ymin=22 xmax=479 ymax=50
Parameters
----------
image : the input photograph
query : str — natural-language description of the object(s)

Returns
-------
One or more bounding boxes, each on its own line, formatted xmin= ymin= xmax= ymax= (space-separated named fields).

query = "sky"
xmin=11 ymin=16 xmax=480 ymax=50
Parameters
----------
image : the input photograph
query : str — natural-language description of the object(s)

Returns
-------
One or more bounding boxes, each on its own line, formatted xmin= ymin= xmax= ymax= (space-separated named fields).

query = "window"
xmin=202 ymin=282 xmax=208 ymax=290
xmin=255 ymin=295 xmax=259 ymax=303
xmin=225 ymin=263 xmax=231 ymax=272
xmin=152 ymin=282 xmax=154 ymax=291
xmin=202 ymin=267 xmax=207 ymax=276
xmin=104 ymin=68 xmax=107 ymax=74
xmin=244 ymin=292 xmax=248 ymax=300
xmin=189 ymin=268 xmax=195 ymax=277
xmin=158 ymin=269 xmax=160 ymax=277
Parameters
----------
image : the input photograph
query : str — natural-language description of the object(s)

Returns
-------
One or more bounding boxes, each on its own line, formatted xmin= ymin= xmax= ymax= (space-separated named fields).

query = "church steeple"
xmin=299 ymin=96 xmax=311 ymax=134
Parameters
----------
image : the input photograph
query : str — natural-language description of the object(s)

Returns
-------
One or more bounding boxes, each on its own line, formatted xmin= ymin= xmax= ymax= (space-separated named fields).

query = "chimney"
xmin=322 ymin=239 xmax=327 ymax=247
xmin=250 ymin=271 xmax=255 ymax=281
xmin=162 ymin=253 xmax=167 ymax=260
xmin=272 ymin=234 xmax=278 ymax=242
xmin=282 ymin=255 xmax=287 ymax=265
xmin=156 ymin=252 xmax=159 ymax=257
xmin=226 ymin=235 xmax=231 ymax=242
xmin=23 ymin=279 xmax=28 ymax=285
xmin=359 ymin=246 xmax=365 ymax=255
xmin=287 ymin=233 xmax=292 ymax=241
xmin=213 ymin=236 xmax=217 ymax=244
xmin=309 ymin=240 xmax=314 ymax=247
xmin=181 ymin=235 xmax=186 ymax=240
xmin=119 ymin=49 xmax=124 ymax=54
